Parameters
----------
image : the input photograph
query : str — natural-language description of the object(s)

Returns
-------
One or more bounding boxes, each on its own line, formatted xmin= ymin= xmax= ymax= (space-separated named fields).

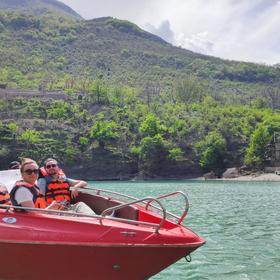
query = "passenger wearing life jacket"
xmin=9 ymin=158 xmax=64 ymax=211
xmin=37 ymin=158 xmax=95 ymax=215
xmin=0 ymin=183 xmax=12 ymax=206
xmin=39 ymin=162 xmax=71 ymax=204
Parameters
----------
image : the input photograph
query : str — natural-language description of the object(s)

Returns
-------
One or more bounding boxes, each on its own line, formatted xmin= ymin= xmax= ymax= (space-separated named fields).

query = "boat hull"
xmin=0 ymin=241 xmax=199 ymax=280
xmin=0 ymin=186 xmax=205 ymax=280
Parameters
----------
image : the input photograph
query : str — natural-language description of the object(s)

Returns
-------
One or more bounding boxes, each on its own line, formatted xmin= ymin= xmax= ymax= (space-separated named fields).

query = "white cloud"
xmin=144 ymin=20 xmax=175 ymax=44
xmin=60 ymin=0 xmax=280 ymax=64
xmin=176 ymin=32 xmax=214 ymax=55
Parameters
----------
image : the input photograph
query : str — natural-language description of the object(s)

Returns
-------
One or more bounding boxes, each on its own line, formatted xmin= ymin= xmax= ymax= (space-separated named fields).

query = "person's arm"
xmin=46 ymin=201 xmax=66 ymax=210
xmin=15 ymin=187 xmax=65 ymax=210
xmin=20 ymin=200 xmax=35 ymax=208
xmin=37 ymin=178 xmax=47 ymax=195
xmin=68 ymin=179 xmax=88 ymax=198
xmin=14 ymin=188 xmax=34 ymax=208
xmin=21 ymin=200 xmax=67 ymax=211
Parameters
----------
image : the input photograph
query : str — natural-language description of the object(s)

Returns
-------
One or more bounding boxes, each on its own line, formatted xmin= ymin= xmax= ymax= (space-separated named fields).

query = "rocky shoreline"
xmin=197 ymin=172 xmax=280 ymax=181
xmin=199 ymin=167 xmax=280 ymax=182
xmin=222 ymin=172 xmax=280 ymax=181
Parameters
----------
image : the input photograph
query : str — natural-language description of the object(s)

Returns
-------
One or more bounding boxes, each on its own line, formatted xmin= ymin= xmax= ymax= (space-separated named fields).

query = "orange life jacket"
xmin=10 ymin=181 xmax=47 ymax=209
xmin=0 ymin=190 xmax=12 ymax=206
xmin=39 ymin=167 xmax=71 ymax=204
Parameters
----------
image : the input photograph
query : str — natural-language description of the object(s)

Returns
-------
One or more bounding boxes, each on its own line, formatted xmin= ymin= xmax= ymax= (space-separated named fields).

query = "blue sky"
xmin=60 ymin=0 xmax=280 ymax=65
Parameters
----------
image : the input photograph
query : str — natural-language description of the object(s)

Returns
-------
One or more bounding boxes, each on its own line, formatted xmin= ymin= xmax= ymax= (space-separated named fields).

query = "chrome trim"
xmin=100 ymin=197 xmax=166 ymax=233
xmin=81 ymin=188 xmax=189 ymax=224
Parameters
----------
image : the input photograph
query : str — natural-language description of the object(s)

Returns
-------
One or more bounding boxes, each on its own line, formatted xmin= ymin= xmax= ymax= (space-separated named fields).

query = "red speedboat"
xmin=0 ymin=177 xmax=205 ymax=280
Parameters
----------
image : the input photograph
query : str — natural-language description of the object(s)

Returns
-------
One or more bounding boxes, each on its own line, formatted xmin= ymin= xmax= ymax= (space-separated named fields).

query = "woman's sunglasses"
xmin=24 ymin=169 xmax=39 ymax=175
xmin=46 ymin=164 xmax=57 ymax=169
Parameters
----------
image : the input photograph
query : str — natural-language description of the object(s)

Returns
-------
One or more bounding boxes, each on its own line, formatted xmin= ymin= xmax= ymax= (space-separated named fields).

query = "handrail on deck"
xmin=82 ymin=187 xmax=139 ymax=201
xmin=81 ymin=188 xmax=189 ymax=225
xmin=145 ymin=191 xmax=189 ymax=224
xmin=100 ymin=197 xmax=166 ymax=233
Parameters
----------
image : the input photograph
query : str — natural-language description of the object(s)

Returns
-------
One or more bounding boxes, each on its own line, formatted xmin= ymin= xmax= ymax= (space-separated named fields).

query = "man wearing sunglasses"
xmin=37 ymin=158 xmax=94 ymax=215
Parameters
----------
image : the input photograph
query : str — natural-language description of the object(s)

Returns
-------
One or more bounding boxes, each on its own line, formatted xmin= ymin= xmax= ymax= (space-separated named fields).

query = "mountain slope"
xmin=72 ymin=17 xmax=280 ymax=87
xmin=0 ymin=9 xmax=279 ymax=100
xmin=0 ymin=0 xmax=82 ymax=19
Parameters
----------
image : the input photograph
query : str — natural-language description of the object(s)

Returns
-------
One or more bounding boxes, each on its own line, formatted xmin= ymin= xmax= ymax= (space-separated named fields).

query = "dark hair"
xmin=44 ymin=158 xmax=58 ymax=166
xmin=20 ymin=158 xmax=38 ymax=173
xmin=9 ymin=161 xmax=20 ymax=169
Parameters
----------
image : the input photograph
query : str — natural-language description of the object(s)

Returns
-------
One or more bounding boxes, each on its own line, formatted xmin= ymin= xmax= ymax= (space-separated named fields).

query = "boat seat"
xmin=74 ymin=192 xmax=139 ymax=221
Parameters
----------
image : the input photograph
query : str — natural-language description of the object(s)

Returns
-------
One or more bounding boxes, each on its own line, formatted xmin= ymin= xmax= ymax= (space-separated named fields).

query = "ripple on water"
xmin=90 ymin=180 xmax=280 ymax=280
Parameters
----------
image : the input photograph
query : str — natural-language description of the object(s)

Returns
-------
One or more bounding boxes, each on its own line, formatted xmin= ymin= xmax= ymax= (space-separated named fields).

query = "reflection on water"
xmin=89 ymin=180 xmax=280 ymax=280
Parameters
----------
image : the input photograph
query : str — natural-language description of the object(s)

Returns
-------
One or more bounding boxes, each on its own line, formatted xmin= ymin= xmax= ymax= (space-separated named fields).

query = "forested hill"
xmin=0 ymin=5 xmax=279 ymax=100
xmin=0 ymin=0 xmax=82 ymax=19
xmin=1 ymin=5 xmax=280 ymax=179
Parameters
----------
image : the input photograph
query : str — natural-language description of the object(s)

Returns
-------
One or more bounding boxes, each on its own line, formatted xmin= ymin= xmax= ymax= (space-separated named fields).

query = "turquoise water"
xmin=89 ymin=180 xmax=280 ymax=280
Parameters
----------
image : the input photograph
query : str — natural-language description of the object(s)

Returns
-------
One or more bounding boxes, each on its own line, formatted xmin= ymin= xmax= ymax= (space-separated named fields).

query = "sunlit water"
xmin=89 ymin=180 xmax=280 ymax=280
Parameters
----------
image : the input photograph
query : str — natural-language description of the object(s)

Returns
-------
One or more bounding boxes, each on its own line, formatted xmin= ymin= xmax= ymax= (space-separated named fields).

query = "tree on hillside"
xmin=47 ymin=101 xmax=70 ymax=119
xmin=244 ymin=123 xmax=272 ymax=168
xmin=195 ymin=131 xmax=226 ymax=172
xmin=88 ymin=80 xmax=109 ymax=105
xmin=139 ymin=113 xmax=166 ymax=137
xmin=7 ymin=122 xmax=19 ymax=140
xmin=133 ymin=134 xmax=168 ymax=176
xmin=4 ymin=121 xmax=20 ymax=151
xmin=262 ymin=87 xmax=280 ymax=109
xmin=89 ymin=119 xmax=119 ymax=149
xmin=142 ymin=82 xmax=161 ymax=106
xmin=174 ymin=75 xmax=205 ymax=103
xmin=19 ymin=128 xmax=42 ymax=159
xmin=131 ymin=114 xmax=168 ymax=176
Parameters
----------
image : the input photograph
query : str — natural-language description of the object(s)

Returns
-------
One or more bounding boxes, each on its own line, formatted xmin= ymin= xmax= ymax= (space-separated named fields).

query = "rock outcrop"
xmin=222 ymin=167 xmax=239 ymax=179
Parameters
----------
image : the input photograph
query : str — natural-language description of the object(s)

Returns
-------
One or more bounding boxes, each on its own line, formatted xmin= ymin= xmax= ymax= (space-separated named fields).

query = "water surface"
xmin=89 ymin=180 xmax=280 ymax=280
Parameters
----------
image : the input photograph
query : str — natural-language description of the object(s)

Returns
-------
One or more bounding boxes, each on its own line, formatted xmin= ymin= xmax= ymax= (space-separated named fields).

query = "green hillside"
xmin=0 ymin=3 xmax=280 ymax=178
xmin=0 ymin=8 xmax=279 ymax=101
xmin=0 ymin=0 xmax=82 ymax=19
